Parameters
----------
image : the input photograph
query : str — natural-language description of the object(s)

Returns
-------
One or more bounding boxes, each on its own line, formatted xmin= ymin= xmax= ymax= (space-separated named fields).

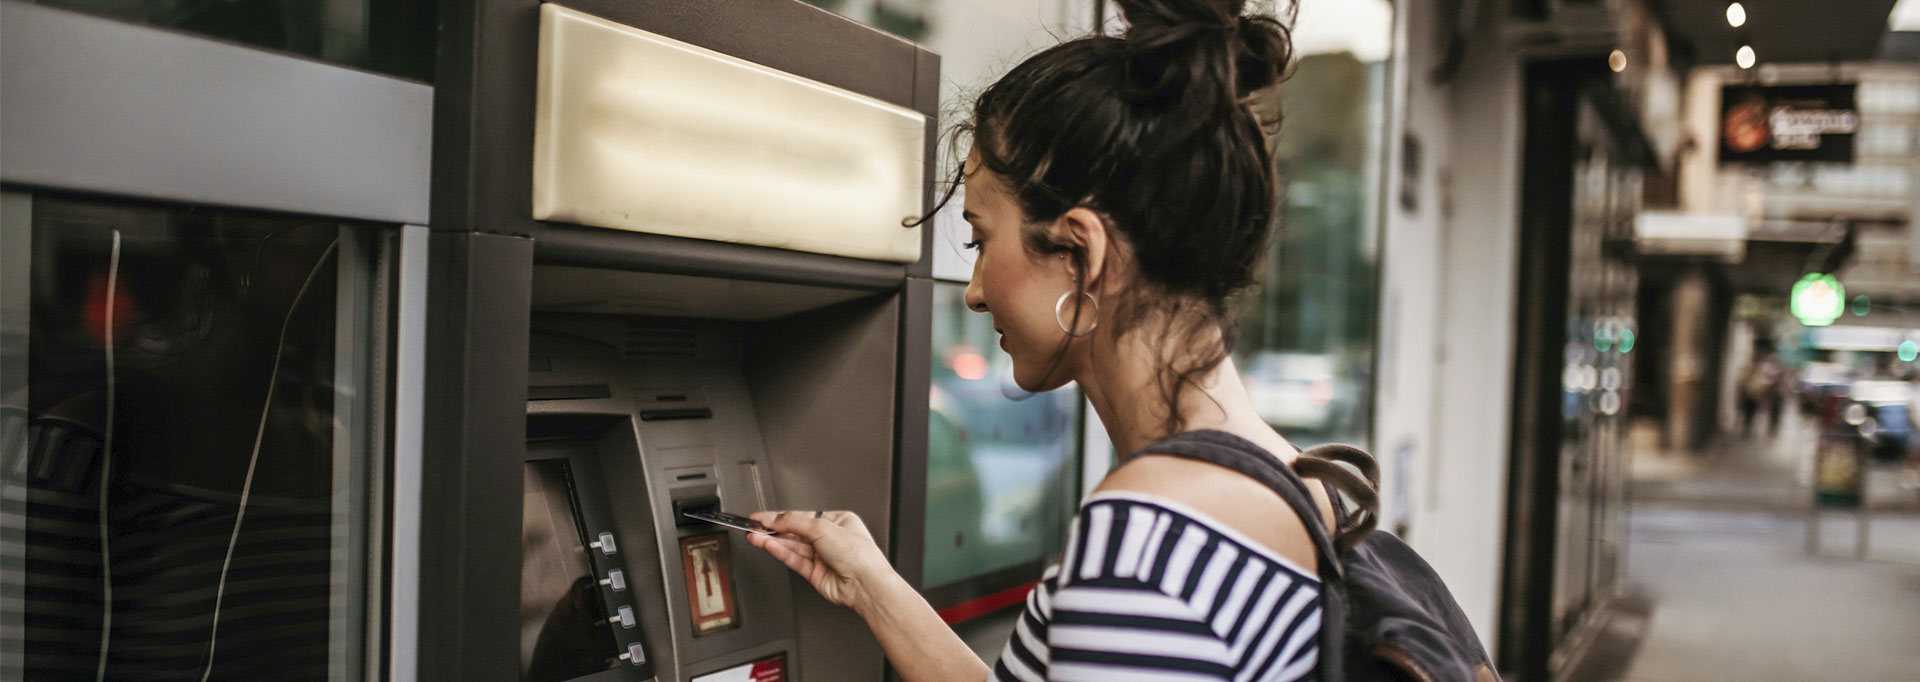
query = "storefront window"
xmin=32 ymin=0 xmax=435 ymax=81
xmin=923 ymin=283 xmax=1080 ymax=607
xmin=1 ymin=192 xmax=390 ymax=680
xmin=1235 ymin=0 xmax=1392 ymax=448
xmin=810 ymin=0 xmax=1093 ymax=611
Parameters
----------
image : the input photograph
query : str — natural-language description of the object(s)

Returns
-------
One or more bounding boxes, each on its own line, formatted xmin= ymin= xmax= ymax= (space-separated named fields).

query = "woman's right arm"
xmin=747 ymin=511 xmax=991 ymax=682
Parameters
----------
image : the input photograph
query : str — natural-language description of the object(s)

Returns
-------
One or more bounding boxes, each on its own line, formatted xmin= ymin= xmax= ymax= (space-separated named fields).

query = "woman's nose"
xmin=963 ymin=278 xmax=988 ymax=313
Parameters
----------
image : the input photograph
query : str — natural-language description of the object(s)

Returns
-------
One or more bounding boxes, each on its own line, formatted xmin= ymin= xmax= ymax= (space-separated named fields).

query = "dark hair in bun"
xmin=926 ymin=0 xmax=1294 ymax=432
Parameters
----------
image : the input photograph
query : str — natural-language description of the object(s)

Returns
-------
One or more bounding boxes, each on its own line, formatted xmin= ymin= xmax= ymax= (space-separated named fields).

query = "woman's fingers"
xmin=764 ymin=535 xmax=815 ymax=562
xmin=745 ymin=520 xmax=821 ymax=566
xmin=821 ymin=510 xmax=871 ymax=541
xmin=751 ymin=510 xmax=846 ymax=542
xmin=756 ymin=534 xmax=816 ymax=576
xmin=750 ymin=511 xmax=813 ymax=539
xmin=745 ymin=529 xmax=774 ymax=551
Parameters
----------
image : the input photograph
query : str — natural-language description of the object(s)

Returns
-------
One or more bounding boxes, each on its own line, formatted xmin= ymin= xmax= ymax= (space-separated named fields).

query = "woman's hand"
xmin=749 ymin=510 xmax=990 ymax=682
xmin=746 ymin=510 xmax=896 ymax=612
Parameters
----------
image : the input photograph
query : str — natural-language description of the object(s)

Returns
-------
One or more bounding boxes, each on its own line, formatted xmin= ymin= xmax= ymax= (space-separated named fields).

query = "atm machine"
xmin=0 ymin=0 xmax=932 ymax=680
xmin=419 ymin=2 xmax=940 ymax=681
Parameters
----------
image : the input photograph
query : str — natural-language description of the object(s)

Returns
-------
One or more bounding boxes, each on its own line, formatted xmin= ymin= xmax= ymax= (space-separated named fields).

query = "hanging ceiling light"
xmin=1727 ymin=2 xmax=1747 ymax=28
xmin=1736 ymin=44 xmax=1756 ymax=69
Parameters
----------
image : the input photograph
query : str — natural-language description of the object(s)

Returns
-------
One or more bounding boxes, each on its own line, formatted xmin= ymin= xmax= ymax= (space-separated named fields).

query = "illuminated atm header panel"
xmin=532 ymin=3 xmax=927 ymax=263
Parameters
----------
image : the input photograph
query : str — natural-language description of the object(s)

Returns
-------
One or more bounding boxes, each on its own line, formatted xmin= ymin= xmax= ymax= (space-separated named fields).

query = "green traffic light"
xmin=1852 ymin=295 xmax=1870 ymax=316
xmin=1619 ymin=329 xmax=1636 ymax=354
xmin=1901 ymin=340 xmax=1919 ymax=363
xmin=1791 ymin=274 xmax=1845 ymax=327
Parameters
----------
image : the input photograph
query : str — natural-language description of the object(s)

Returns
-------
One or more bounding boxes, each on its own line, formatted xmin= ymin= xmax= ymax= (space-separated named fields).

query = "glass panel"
xmin=0 ymin=193 xmax=387 ymax=681
xmin=1550 ymin=102 xmax=1640 ymax=638
xmin=924 ymin=283 xmax=1079 ymax=600
xmin=1235 ymin=0 xmax=1393 ymax=449
xmin=813 ymin=4 xmax=1096 ymax=605
xmin=798 ymin=0 xmax=934 ymax=43
xmin=31 ymin=0 xmax=436 ymax=81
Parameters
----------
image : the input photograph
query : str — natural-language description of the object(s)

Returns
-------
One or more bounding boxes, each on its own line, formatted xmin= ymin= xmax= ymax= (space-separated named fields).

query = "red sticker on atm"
xmin=681 ymin=533 xmax=740 ymax=636
xmin=690 ymin=654 xmax=786 ymax=682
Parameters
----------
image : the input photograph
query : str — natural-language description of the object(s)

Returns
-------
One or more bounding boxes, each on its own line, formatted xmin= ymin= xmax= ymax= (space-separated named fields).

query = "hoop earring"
xmin=1055 ymin=290 xmax=1099 ymax=337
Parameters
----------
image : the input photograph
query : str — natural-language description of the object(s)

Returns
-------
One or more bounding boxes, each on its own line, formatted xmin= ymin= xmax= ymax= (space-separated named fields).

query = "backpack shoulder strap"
xmin=1294 ymin=443 xmax=1382 ymax=553
xmin=1131 ymin=430 xmax=1344 ymax=580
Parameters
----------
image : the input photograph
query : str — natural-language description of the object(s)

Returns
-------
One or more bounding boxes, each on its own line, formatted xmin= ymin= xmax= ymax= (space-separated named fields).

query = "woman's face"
xmin=960 ymin=148 xmax=1082 ymax=392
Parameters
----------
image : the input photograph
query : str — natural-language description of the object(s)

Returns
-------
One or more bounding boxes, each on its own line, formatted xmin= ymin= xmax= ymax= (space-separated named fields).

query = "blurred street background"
xmin=5 ymin=0 xmax=1920 ymax=680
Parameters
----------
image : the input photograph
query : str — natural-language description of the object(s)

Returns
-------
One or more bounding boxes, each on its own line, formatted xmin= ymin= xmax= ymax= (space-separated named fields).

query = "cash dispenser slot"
xmin=641 ymin=407 xmax=713 ymax=422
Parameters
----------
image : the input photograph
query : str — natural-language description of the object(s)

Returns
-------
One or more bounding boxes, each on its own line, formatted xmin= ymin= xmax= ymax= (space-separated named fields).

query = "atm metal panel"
xmin=419 ymin=231 xmax=535 ymax=682
xmin=525 ymin=318 xmax=804 ymax=681
xmin=532 ymin=224 xmax=910 ymax=294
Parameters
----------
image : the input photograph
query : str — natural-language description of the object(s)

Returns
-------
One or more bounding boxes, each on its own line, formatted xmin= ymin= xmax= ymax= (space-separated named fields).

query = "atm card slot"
xmin=673 ymin=493 xmax=722 ymax=527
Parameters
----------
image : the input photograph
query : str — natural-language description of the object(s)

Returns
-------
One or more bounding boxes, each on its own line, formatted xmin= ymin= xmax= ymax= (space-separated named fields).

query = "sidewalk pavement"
xmin=1566 ymin=410 xmax=1920 ymax=682
xmin=1627 ymin=404 xmax=1919 ymax=514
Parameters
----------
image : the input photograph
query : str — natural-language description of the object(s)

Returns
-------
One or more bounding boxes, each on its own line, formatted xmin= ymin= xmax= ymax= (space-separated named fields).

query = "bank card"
xmin=681 ymin=510 xmax=776 ymax=535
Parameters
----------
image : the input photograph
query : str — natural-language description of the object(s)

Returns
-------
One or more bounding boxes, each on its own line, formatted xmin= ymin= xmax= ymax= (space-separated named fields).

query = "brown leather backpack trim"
xmin=1375 ymin=642 xmax=1434 ymax=682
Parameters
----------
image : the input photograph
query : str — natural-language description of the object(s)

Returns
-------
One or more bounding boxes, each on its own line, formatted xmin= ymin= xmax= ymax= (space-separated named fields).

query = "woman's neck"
xmin=1077 ymin=334 xmax=1294 ymax=459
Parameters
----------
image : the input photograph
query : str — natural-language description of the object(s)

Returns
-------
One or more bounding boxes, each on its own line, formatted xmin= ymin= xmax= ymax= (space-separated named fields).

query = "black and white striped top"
xmin=991 ymin=492 xmax=1322 ymax=682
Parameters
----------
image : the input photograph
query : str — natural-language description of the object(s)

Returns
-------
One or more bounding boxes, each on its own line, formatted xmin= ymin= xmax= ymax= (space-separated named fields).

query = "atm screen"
xmin=521 ymin=458 xmax=622 ymax=682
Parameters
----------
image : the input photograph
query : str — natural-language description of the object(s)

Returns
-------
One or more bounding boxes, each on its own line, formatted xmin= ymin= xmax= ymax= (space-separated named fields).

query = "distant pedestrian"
xmin=1739 ymin=343 xmax=1785 ymax=437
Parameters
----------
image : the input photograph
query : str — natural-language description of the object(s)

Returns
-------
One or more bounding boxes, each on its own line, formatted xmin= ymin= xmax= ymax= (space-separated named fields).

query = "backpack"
xmin=1138 ymin=430 xmax=1499 ymax=682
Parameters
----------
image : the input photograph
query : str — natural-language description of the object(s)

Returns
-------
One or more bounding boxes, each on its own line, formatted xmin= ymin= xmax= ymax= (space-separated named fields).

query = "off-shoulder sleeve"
xmin=992 ymin=495 xmax=1321 ymax=682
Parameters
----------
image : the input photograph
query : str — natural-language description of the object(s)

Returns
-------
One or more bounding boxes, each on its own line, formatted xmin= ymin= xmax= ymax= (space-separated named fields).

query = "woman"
xmin=748 ymin=1 xmax=1337 ymax=679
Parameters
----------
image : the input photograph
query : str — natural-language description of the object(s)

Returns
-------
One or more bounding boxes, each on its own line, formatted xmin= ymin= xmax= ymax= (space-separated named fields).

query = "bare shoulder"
xmin=1095 ymin=454 xmax=1335 ymax=576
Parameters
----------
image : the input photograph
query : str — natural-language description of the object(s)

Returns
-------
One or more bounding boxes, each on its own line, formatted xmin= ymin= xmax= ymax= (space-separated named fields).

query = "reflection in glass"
xmin=521 ymin=458 xmax=621 ymax=682
xmin=1550 ymin=103 xmax=1640 ymax=638
xmin=800 ymin=0 xmax=933 ymax=42
xmin=1236 ymin=35 xmax=1390 ymax=449
xmin=33 ymin=0 xmax=436 ymax=81
xmin=924 ymin=283 xmax=1079 ymax=599
xmin=2 ymin=194 xmax=384 ymax=679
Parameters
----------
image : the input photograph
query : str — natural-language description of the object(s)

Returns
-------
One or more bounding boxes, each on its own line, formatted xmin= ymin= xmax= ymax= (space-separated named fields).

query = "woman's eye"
xmin=962 ymin=239 xmax=983 ymax=251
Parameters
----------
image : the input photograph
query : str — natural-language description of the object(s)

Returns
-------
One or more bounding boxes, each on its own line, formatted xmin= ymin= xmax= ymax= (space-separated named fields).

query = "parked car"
xmin=1800 ymin=362 xmax=1854 ymax=415
xmin=1242 ymin=351 xmax=1358 ymax=435
xmin=1848 ymin=380 xmax=1915 ymax=464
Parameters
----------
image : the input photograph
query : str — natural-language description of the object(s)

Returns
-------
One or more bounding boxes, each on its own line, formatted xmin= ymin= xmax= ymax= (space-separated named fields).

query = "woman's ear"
xmin=1055 ymin=206 xmax=1110 ymax=288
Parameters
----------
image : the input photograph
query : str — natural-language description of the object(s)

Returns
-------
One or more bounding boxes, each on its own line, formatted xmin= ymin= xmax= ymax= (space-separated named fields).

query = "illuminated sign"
xmin=1791 ymin=273 xmax=1845 ymax=327
xmin=1720 ymin=84 xmax=1857 ymax=164
xmin=533 ymin=4 xmax=927 ymax=262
